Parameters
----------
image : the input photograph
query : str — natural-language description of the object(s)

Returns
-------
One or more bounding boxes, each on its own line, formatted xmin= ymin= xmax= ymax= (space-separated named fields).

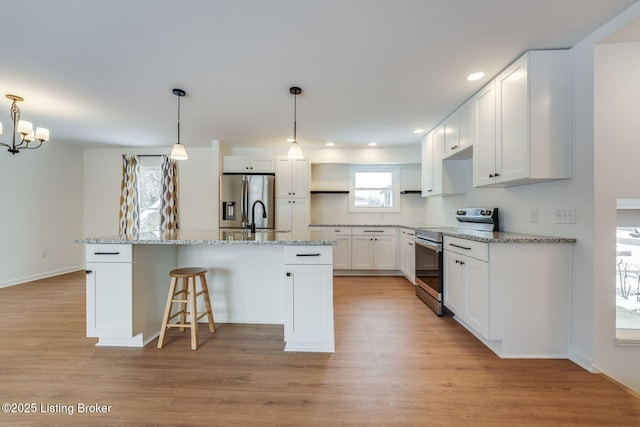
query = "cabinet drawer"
xmin=86 ymin=244 xmax=133 ymax=263
xmin=331 ymin=227 xmax=352 ymax=235
xmin=284 ymin=246 xmax=333 ymax=265
xmin=400 ymin=228 xmax=416 ymax=238
xmin=443 ymin=236 xmax=488 ymax=262
xmin=352 ymin=227 xmax=396 ymax=236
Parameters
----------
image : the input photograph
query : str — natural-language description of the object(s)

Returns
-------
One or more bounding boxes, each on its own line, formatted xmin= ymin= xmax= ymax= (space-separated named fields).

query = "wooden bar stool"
xmin=157 ymin=267 xmax=215 ymax=350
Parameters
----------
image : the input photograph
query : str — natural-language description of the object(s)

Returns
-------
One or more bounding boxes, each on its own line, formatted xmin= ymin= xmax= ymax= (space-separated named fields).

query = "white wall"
xmin=83 ymin=144 xmax=217 ymax=237
xmin=0 ymin=141 xmax=84 ymax=287
xmin=594 ymin=39 xmax=640 ymax=392
xmin=310 ymin=163 xmax=428 ymax=225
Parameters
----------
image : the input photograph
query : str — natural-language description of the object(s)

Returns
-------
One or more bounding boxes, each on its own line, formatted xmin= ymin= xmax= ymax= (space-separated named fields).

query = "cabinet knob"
xmin=85 ymin=270 xmax=93 ymax=274
xmin=489 ymin=174 xmax=494 ymax=178
xmin=494 ymin=173 xmax=500 ymax=177
xmin=286 ymin=272 xmax=291 ymax=277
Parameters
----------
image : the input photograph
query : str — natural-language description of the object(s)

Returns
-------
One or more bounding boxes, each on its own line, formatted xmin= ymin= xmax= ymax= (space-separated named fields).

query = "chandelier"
xmin=0 ymin=94 xmax=50 ymax=155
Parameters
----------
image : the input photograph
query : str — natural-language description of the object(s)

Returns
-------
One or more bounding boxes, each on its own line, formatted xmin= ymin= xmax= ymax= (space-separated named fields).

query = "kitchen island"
xmin=76 ymin=230 xmax=336 ymax=352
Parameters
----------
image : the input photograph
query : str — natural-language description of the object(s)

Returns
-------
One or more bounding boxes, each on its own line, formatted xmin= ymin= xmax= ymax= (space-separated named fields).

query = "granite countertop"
xmin=309 ymin=224 xmax=576 ymax=244
xmin=442 ymin=229 xmax=577 ymax=244
xmin=309 ymin=223 xmax=432 ymax=230
xmin=75 ymin=229 xmax=336 ymax=246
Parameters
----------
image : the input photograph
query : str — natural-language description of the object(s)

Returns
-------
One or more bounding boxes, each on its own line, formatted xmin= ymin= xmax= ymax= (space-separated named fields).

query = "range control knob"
xmin=457 ymin=210 xmax=466 ymax=216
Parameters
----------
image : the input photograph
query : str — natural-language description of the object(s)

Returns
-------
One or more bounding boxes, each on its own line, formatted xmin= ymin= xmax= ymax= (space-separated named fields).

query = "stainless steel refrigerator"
xmin=219 ymin=174 xmax=275 ymax=230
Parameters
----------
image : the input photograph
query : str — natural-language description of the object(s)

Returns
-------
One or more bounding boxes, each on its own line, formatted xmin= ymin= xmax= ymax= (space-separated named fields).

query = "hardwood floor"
xmin=0 ymin=272 xmax=638 ymax=426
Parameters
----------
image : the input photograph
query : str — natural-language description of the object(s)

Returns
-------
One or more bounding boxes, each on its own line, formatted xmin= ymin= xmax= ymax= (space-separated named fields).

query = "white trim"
xmin=348 ymin=165 xmax=401 ymax=213
xmin=0 ymin=266 xmax=84 ymax=289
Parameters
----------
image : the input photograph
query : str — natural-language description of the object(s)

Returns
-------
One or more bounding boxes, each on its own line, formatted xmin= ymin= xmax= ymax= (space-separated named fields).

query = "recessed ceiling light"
xmin=368 ymin=142 xmax=377 ymax=147
xmin=466 ymin=72 xmax=485 ymax=81
xmin=326 ymin=142 xmax=335 ymax=147
xmin=286 ymin=138 xmax=295 ymax=142
xmin=413 ymin=129 xmax=424 ymax=134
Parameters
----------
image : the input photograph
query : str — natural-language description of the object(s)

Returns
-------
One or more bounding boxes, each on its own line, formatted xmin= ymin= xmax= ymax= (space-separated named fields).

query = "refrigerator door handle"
xmin=241 ymin=176 xmax=247 ymax=227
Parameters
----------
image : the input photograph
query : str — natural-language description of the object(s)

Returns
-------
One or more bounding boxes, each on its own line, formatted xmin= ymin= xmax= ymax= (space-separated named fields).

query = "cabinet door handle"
xmin=364 ymin=230 xmax=384 ymax=233
xmin=94 ymin=252 xmax=120 ymax=255
xmin=460 ymin=261 xmax=465 ymax=265
xmin=286 ymin=272 xmax=292 ymax=277
xmin=85 ymin=270 xmax=93 ymax=274
xmin=494 ymin=173 xmax=500 ymax=177
xmin=408 ymin=242 xmax=414 ymax=246
xmin=449 ymin=243 xmax=471 ymax=250
xmin=296 ymin=253 xmax=321 ymax=257
xmin=489 ymin=174 xmax=494 ymax=178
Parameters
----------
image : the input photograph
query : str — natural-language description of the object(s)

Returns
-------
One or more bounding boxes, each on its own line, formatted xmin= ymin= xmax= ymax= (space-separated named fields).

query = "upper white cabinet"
xmin=276 ymin=156 xmax=310 ymax=198
xmin=443 ymin=99 xmax=475 ymax=161
xmin=422 ymin=127 xmax=467 ymax=198
xmin=473 ymin=50 xmax=571 ymax=187
xmin=223 ymin=156 xmax=275 ymax=173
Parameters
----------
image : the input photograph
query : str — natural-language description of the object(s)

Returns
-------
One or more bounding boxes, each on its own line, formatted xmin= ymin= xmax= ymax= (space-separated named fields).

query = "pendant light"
xmin=170 ymin=88 xmax=188 ymax=160
xmin=287 ymin=86 xmax=304 ymax=159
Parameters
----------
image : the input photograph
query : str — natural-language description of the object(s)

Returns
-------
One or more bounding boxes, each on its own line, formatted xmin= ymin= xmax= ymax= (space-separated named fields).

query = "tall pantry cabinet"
xmin=275 ymin=156 xmax=310 ymax=239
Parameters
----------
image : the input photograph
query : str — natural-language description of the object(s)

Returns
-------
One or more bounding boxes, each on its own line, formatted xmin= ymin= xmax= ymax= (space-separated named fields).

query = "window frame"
xmin=348 ymin=165 xmax=400 ymax=213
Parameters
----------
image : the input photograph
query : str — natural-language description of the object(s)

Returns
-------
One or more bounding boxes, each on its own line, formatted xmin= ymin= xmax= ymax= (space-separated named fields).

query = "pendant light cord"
xmin=177 ymin=94 xmax=181 ymax=145
xmin=293 ymin=91 xmax=297 ymax=142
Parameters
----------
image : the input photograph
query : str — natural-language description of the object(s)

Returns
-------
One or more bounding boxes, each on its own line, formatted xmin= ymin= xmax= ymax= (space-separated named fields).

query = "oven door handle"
xmin=414 ymin=238 xmax=442 ymax=252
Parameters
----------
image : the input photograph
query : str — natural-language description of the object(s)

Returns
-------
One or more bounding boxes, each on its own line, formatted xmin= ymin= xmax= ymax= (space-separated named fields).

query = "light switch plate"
xmin=555 ymin=208 xmax=576 ymax=224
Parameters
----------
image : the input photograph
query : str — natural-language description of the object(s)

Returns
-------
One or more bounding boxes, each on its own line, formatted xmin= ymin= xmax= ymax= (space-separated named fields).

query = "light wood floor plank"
xmin=0 ymin=272 xmax=638 ymax=426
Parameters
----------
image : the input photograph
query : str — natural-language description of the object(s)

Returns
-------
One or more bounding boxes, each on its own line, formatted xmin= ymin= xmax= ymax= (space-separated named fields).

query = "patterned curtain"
xmin=119 ymin=154 xmax=140 ymax=236
xmin=160 ymin=155 xmax=179 ymax=233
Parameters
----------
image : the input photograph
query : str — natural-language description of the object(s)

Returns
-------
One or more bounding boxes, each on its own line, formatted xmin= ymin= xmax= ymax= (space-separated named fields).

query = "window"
xmin=348 ymin=166 xmax=400 ymax=212
xmin=138 ymin=157 xmax=163 ymax=236
xmin=616 ymin=199 xmax=640 ymax=344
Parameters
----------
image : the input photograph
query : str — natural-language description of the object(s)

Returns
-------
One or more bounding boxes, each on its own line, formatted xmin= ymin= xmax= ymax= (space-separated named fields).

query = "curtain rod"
xmin=136 ymin=154 xmax=164 ymax=157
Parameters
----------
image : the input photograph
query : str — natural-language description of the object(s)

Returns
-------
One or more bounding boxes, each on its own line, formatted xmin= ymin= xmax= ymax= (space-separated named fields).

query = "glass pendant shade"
xmin=287 ymin=140 xmax=304 ymax=159
xmin=170 ymin=143 xmax=188 ymax=160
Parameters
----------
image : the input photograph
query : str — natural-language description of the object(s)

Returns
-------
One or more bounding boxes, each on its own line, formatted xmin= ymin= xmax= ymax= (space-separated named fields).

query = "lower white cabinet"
xmin=86 ymin=260 xmax=133 ymax=338
xmin=443 ymin=235 xmax=572 ymax=358
xmin=284 ymin=246 xmax=334 ymax=352
xmin=443 ymin=245 xmax=489 ymax=338
xmin=309 ymin=227 xmax=352 ymax=270
xmin=351 ymin=229 xmax=397 ymax=270
xmin=400 ymin=228 xmax=416 ymax=283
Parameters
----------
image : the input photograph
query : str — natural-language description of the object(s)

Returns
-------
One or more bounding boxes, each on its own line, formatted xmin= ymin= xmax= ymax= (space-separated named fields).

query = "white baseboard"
xmin=568 ymin=347 xmax=597 ymax=372
xmin=0 ymin=265 xmax=84 ymax=289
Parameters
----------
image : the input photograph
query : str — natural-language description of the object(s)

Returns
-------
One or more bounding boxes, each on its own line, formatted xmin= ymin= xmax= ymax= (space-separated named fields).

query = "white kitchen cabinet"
xmin=284 ymin=246 xmax=334 ymax=352
xmin=422 ymin=127 xmax=467 ymax=198
xmin=276 ymin=156 xmax=310 ymax=239
xmin=276 ymin=198 xmax=310 ymax=240
xmin=85 ymin=244 xmax=177 ymax=347
xmin=351 ymin=227 xmax=397 ymax=270
xmin=308 ymin=226 xmax=352 ymax=270
xmin=400 ymin=228 xmax=416 ymax=283
xmin=443 ymin=235 xmax=573 ymax=358
xmin=86 ymin=259 xmax=133 ymax=338
xmin=443 ymin=98 xmax=475 ymax=160
xmin=276 ymin=156 xmax=310 ymax=198
xmin=443 ymin=241 xmax=490 ymax=338
xmin=223 ymin=156 xmax=275 ymax=173
xmin=473 ymin=50 xmax=571 ymax=187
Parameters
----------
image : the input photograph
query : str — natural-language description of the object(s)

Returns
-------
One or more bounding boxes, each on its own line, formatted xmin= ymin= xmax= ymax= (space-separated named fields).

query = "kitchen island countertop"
xmin=75 ymin=229 xmax=335 ymax=246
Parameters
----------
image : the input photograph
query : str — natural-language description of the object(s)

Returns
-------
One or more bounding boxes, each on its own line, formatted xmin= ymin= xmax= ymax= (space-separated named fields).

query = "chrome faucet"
xmin=250 ymin=200 xmax=267 ymax=233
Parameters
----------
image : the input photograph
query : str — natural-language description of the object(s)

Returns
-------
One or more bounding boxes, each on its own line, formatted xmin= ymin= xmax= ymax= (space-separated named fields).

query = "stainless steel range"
xmin=414 ymin=208 xmax=499 ymax=315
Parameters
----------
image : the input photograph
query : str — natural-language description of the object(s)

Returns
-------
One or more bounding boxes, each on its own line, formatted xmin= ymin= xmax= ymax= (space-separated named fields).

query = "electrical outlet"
xmin=40 ymin=249 xmax=48 ymax=259
xmin=555 ymin=208 xmax=576 ymax=224
xmin=530 ymin=208 xmax=538 ymax=223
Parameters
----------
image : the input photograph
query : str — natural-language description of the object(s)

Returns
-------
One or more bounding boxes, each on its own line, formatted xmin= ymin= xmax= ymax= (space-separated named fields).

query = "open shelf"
xmin=310 ymin=190 xmax=350 ymax=194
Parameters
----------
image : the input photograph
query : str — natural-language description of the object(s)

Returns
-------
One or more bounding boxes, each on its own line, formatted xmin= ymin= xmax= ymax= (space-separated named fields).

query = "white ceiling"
xmin=1 ymin=0 xmax=637 ymax=151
